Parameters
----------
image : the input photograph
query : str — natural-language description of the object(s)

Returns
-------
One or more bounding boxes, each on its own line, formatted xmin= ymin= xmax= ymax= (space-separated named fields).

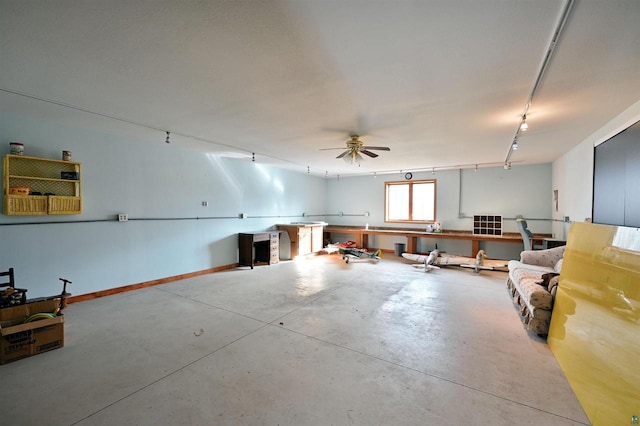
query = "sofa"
xmin=506 ymin=245 xmax=565 ymax=335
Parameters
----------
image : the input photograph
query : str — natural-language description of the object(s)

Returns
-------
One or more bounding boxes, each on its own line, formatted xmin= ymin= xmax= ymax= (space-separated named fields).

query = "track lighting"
xmin=512 ymin=140 xmax=519 ymax=150
xmin=504 ymin=1 xmax=574 ymax=167
xmin=520 ymin=115 xmax=528 ymax=132
xmin=355 ymin=162 xmax=508 ymax=177
xmin=165 ymin=131 xmax=170 ymax=144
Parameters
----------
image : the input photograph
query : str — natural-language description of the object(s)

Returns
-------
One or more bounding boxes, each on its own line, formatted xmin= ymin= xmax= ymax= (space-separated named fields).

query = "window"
xmin=385 ymin=179 xmax=436 ymax=223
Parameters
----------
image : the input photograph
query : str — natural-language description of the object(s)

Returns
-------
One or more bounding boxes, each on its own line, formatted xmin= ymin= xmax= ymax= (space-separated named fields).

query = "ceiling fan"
xmin=320 ymin=135 xmax=391 ymax=164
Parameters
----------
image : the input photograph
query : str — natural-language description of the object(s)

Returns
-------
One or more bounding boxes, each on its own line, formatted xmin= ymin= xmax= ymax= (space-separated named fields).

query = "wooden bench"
xmin=324 ymin=226 xmax=543 ymax=257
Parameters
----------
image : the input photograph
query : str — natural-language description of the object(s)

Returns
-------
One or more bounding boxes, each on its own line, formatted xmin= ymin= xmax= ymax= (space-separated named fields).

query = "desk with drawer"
xmin=238 ymin=232 xmax=279 ymax=269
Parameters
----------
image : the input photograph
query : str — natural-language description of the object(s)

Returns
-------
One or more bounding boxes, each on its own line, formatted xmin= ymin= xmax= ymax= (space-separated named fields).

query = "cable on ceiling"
xmin=0 ymin=88 xmax=324 ymax=175
xmin=504 ymin=0 xmax=575 ymax=166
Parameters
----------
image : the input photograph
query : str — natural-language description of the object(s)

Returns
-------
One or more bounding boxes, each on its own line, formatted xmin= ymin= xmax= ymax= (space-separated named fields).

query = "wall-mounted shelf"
xmin=3 ymin=154 xmax=82 ymax=215
xmin=473 ymin=214 xmax=502 ymax=235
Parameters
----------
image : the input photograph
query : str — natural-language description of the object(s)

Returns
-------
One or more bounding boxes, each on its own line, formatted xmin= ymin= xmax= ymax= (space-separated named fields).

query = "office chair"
xmin=516 ymin=219 xmax=543 ymax=251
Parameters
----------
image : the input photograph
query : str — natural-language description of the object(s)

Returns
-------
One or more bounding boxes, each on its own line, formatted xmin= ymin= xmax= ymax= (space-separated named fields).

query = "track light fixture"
xmin=165 ymin=131 xmax=170 ymax=144
xmin=341 ymin=161 xmax=511 ymax=178
xmin=512 ymin=140 xmax=519 ymax=150
xmin=505 ymin=0 xmax=574 ymax=166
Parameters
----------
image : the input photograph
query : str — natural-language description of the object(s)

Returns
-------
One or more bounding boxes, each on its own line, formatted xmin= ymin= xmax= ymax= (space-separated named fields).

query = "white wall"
xmin=7 ymin=96 xmax=637 ymax=299
xmin=325 ymin=164 xmax=552 ymax=259
xmin=551 ymin=140 xmax=593 ymax=240
xmin=1 ymin=112 xmax=327 ymax=298
xmin=552 ymin=99 xmax=640 ymax=240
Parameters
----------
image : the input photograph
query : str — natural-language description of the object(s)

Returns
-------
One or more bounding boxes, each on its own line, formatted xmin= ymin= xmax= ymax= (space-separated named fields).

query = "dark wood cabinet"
xmin=543 ymin=238 xmax=566 ymax=249
xmin=238 ymin=232 xmax=279 ymax=269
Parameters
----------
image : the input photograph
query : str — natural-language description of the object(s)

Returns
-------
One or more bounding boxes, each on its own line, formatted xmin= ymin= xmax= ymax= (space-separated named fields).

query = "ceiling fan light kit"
xmin=343 ymin=150 xmax=364 ymax=164
xmin=322 ymin=134 xmax=391 ymax=166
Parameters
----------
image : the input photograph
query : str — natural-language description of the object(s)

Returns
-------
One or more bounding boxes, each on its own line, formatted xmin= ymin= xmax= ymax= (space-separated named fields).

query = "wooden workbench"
xmin=324 ymin=226 xmax=545 ymax=256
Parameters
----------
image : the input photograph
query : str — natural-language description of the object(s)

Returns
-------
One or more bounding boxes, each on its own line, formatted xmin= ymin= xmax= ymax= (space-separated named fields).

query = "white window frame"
xmin=384 ymin=179 xmax=437 ymax=223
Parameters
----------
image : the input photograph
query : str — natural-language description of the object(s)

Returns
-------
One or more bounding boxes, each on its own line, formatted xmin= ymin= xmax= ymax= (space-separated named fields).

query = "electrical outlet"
xmin=118 ymin=213 xmax=128 ymax=222
xmin=364 ymin=211 xmax=370 ymax=217
xmin=240 ymin=213 xmax=247 ymax=219
xmin=302 ymin=212 xmax=306 ymax=217
xmin=564 ymin=216 xmax=570 ymax=223
xmin=202 ymin=201 xmax=208 ymax=207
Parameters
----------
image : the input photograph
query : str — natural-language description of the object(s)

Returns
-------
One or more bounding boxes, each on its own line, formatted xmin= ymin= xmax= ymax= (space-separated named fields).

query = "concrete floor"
xmin=1 ymin=254 xmax=589 ymax=425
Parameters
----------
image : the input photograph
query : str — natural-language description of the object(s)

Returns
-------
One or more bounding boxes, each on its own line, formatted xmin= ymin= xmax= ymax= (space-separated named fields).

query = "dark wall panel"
xmin=593 ymin=120 xmax=640 ymax=227
xmin=624 ymin=125 xmax=640 ymax=227
xmin=593 ymin=138 xmax=626 ymax=225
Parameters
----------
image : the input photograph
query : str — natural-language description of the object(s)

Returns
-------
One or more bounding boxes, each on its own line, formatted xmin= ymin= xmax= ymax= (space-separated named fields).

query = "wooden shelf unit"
xmin=473 ymin=214 xmax=502 ymax=236
xmin=3 ymin=154 xmax=82 ymax=215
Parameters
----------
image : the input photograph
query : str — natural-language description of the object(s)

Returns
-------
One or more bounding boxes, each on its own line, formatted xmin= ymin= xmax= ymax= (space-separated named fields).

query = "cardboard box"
xmin=0 ymin=299 xmax=64 ymax=365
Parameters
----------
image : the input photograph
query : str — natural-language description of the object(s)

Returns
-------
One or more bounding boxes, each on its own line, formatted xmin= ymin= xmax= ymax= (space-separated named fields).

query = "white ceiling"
xmin=1 ymin=0 xmax=639 ymax=176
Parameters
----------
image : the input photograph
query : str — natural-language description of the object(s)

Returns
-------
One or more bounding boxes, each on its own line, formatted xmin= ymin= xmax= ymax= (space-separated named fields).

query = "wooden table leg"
xmin=406 ymin=236 xmax=417 ymax=253
xmin=471 ymin=240 xmax=480 ymax=257
xmin=362 ymin=233 xmax=369 ymax=249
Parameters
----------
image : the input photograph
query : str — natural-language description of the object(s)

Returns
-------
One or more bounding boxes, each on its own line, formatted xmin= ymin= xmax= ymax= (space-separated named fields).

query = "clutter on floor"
xmin=319 ymin=240 xmax=357 ymax=254
xmin=0 ymin=269 xmax=70 ymax=364
xmin=0 ymin=268 xmax=27 ymax=308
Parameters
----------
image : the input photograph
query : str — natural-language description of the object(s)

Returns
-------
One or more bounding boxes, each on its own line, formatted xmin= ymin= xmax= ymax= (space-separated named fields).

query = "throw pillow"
xmin=536 ymin=272 xmax=560 ymax=290
xmin=554 ymin=258 xmax=564 ymax=273
xmin=548 ymin=275 xmax=560 ymax=295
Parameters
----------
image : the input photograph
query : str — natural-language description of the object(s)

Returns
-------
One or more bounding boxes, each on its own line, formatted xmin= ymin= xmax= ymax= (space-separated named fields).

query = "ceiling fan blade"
xmin=320 ymin=147 xmax=349 ymax=151
xmin=361 ymin=150 xmax=379 ymax=158
xmin=362 ymin=146 xmax=391 ymax=151
xmin=336 ymin=150 xmax=350 ymax=159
